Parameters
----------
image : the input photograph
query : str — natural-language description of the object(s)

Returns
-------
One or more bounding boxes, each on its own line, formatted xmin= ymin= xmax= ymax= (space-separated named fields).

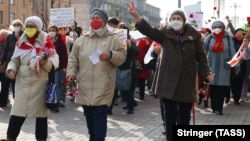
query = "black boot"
xmin=89 ymin=137 xmax=94 ymax=141
xmin=203 ymin=100 xmax=208 ymax=108
xmin=198 ymin=94 xmax=204 ymax=105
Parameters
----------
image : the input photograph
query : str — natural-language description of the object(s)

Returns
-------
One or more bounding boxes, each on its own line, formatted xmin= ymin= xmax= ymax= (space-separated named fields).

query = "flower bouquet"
xmin=28 ymin=37 xmax=57 ymax=75
xmin=64 ymin=79 xmax=79 ymax=97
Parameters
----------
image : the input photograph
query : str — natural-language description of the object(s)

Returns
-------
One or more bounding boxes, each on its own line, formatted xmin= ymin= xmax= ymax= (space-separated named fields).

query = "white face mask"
xmin=13 ymin=27 xmax=21 ymax=32
xmin=169 ymin=20 xmax=183 ymax=31
xmin=107 ymin=25 xmax=115 ymax=31
xmin=213 ymin=28 xmax=222 ymax=34
xmin=48 ymin=32 xmax=56 ymax=38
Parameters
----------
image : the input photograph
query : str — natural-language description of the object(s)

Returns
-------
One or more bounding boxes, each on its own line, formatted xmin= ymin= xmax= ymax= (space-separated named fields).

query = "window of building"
xmin=10 ymin=13 xmax=15 ymax=24
xmin=0 ymin=11 xmax=3 ymax=24
xmin=22 ymin=15 xmax=25 ymax=23
xmin=10 ymin=0 xmax=15 ymax=5
xmin=21 ymin=0 xmax=25 ymax=6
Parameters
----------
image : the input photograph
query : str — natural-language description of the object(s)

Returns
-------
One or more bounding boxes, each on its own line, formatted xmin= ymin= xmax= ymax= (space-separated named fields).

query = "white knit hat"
xmin=25 ymin=16 xmax=43 ymax=31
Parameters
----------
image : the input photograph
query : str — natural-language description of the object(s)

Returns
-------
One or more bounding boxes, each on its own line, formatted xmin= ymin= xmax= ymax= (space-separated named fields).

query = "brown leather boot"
xmin=37 ymin=139 xmax=46 ymax=141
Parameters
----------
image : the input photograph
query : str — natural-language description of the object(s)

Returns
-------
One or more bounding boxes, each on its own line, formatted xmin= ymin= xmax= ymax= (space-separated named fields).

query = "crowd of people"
xmin=0 ymin=1 xmax=250 ymax=141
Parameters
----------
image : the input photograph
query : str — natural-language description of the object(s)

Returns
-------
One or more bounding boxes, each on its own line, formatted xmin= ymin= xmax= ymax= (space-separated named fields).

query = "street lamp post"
xmin=231 ymin=3 xmax=240 ymax=27
xmin=178 ymin=0 xmax=181 ymax=8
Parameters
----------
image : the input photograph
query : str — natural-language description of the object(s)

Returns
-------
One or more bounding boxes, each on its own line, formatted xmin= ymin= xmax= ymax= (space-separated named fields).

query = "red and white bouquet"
xmin=28 ymin=37 xmax=57 ymax=75
xmin=64 ymin=79 xmax=79 ymax=97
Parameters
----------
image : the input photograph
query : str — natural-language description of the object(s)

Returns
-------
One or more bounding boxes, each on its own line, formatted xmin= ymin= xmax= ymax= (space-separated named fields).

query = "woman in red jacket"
xmin=135 ymin=37 xmax=152 ymax=100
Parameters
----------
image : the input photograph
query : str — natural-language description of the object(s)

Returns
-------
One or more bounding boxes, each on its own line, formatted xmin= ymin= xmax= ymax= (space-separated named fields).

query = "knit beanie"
xmin=211 ymin=20 xmax=225 ymax=30
xmin=25 ymin=16 xmax=43 ymax=31
xmin=169 ymin=9 xmax=186 ymax=23
xmin=90 ymin=9 xmax=108 ymax=24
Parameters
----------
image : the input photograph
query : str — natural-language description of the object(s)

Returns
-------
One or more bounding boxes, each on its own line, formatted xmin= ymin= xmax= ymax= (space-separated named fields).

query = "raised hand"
xmin=126 ymin=1 xmax=141 ymax=22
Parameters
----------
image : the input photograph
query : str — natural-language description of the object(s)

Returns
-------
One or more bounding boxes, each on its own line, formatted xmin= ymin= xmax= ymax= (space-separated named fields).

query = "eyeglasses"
xmin=13 ymin=24 xmax=20 ymax=27
xmin=25 ymin=24 xmax=36 ymax=28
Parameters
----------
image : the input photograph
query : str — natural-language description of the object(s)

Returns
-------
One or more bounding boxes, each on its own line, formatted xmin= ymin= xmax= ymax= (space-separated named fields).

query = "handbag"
xmin=45 ymin=66 xmax=58 ymax=110
xmin=45 ymin=82 xmax=58 ymax=110
xmin=115 ymin=62 xmax=132 ymax=91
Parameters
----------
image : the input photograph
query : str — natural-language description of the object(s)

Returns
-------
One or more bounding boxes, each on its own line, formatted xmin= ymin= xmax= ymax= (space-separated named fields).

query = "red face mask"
xmin=90 ymin=19 xmax=103 ymax=30
xmin=0 ymin=36 xmax=6 ymax=42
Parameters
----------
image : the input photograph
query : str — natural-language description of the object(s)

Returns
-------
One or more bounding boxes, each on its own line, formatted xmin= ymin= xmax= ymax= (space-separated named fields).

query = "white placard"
xmin=114 ymin=29 xmax=127 ymax=49
xmin=50 ymin=7 xmax=74 ymax=27
xmin=129 ymin=30 xmax=146 ymax=40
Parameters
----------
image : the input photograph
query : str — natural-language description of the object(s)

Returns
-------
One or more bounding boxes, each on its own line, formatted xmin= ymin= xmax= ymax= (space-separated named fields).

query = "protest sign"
xmin=50 ymin=7 xmax=74 ymax=27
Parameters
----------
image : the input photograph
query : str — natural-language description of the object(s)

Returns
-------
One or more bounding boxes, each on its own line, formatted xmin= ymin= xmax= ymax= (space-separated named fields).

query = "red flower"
xmin=45 ymin=37 xmax=54 ymax=49
xmin=247 ymin=17 xmax=250 ymax=22
xmin=189 ymin=14 xmax=194 ymax=18
xmin=213 ymin=6 xmax=217 ymax=10
xmin=208 ymin=19 xmax=211 ymax=22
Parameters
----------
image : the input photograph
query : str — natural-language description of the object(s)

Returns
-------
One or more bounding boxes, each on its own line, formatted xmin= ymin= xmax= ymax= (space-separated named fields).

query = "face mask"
xmin=0 ymin=36 xmax=6 ymax=42
xmin=90 ymin=19 xmax=103 ymax=30
xmin=169 ymin=20 xmax=183 ymax=31
xmin=25 ymin=28 xmax=37 ymax=38
xmin=235 ymin=32 xmax=244 ymax=41
xmin=213 ymin=28 xmax=222 ymax=34
xmin=48 ymin=32 xmax=56 ymax=38
xmin=13 ymin=27 xmax=21 ymax=32
xmin=107 ymin=25 xmax=115 ymax=31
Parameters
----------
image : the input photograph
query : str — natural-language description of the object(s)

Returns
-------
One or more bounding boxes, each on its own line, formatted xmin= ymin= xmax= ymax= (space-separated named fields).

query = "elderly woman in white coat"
xmin=0 ymin=16 xmax=58 ymax=141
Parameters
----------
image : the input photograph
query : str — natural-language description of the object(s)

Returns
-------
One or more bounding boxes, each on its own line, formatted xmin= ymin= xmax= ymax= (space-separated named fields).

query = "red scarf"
xmin=212 ymin=31 xmax=224 ymax=52
xmin=61 ymin=34 xmax=66 ymax=44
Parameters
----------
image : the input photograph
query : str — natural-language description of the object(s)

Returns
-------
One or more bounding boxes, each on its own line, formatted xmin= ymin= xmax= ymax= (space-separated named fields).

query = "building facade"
xmin=0 ymin=0 xmax=70 ymax=30
xmin=0 ymin=0 xmax=161 ymax=31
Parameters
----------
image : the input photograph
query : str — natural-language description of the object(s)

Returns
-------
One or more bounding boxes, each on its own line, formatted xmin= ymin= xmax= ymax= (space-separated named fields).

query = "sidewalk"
xmin=0 ymin=92 xmax=250 ymax=141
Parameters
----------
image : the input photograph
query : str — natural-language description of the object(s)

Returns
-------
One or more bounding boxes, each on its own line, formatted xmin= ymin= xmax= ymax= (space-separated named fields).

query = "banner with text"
xmin=50 ymin=7 xmax=74 ymax=27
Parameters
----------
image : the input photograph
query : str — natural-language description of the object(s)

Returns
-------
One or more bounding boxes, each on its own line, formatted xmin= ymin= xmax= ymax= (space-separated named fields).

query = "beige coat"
xmin=7 ymin=31 xmax=53 ymax=117
xmin=66 ymin=26 xmax=127 ymax=107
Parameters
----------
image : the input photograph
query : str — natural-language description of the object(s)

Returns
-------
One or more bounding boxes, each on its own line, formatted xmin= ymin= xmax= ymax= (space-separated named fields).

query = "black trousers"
xmin=210 ymin=85 xmax=230 ymax=112
xmin=162 ymin=98 xmax=192 ymax=141
xmin=138 ymin=78 xmax=146 ymax=99
xmin=7 ymin=115 xmax=48 ymax=140
xmin=0 ymin=74 xmax=15 ymax=107
xmin=231 ymin=77 xmax=243 ymax=103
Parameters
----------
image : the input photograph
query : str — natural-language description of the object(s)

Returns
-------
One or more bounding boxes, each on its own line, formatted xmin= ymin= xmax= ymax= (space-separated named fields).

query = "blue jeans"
xmin=83 ymin=105 xmax=107 ymax=139
xmin=54 ymin=70 xmax=66 ymax=102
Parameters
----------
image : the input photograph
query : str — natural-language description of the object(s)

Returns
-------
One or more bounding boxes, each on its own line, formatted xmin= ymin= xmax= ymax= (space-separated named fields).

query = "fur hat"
xmin=90 ymin=9 xmax=108 ymax=24
xmin=211 ymin=20 xmax=225 ymax=30
xmin=25 ymin=16 xmax=43 ymax=31
xmin=169 ymin=9 xmax=186 ymax=23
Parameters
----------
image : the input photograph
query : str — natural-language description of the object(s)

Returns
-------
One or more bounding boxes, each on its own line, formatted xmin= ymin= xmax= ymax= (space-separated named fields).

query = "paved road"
xmin=0 ymin=91 xmax=250 ymax=141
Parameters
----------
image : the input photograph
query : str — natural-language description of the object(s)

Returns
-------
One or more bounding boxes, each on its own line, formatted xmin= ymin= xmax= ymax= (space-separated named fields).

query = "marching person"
xmin=66 ymin=9 xmax=126 ymax=141
xmin=126 ymin=2 xmax=213 ymax=141
xmin=0 ymin=19 xmax=24 ymax=107
xmin=0 ymin=16 xmax=57 ymax=141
